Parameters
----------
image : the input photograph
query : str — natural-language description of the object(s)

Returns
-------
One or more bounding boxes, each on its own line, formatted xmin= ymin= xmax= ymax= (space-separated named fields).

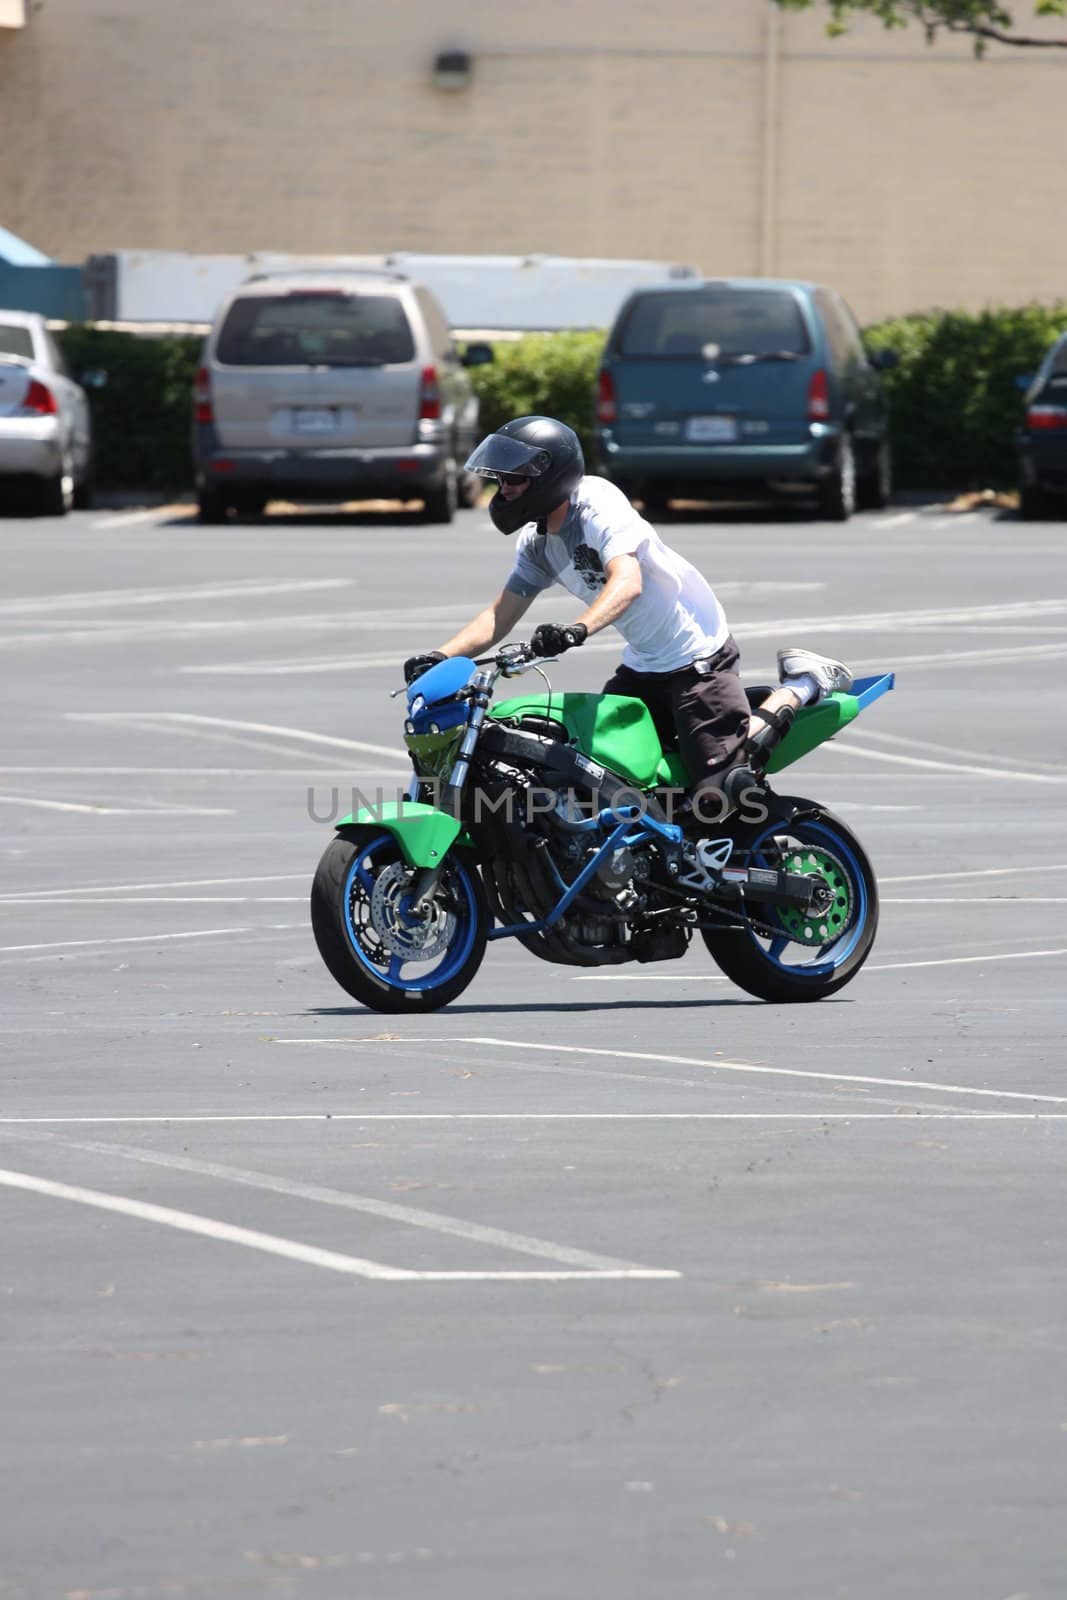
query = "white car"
xmin=0 ymin=310 xmax=95 ymax=514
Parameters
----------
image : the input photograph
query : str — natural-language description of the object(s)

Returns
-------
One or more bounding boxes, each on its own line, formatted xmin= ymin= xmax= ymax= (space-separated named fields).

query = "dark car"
xmin=594 ymin=277 xmax=896 ymax=521
xmin=1016 ymin=331 xmax=1067 ymax=520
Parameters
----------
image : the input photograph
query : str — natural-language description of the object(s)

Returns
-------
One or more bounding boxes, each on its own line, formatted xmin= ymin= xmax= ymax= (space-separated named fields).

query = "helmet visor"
xmin=465 ymin=435 xmax=553 ymax=481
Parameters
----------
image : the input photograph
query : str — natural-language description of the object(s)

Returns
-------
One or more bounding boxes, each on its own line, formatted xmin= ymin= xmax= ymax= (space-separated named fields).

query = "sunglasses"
xmin=488 ymin=472 xmax=530 ymax=487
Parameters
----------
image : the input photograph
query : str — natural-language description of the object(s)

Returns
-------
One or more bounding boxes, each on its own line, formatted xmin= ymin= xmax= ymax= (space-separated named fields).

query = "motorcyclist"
xmin=404 ymin=415 xmax=852 ymax=820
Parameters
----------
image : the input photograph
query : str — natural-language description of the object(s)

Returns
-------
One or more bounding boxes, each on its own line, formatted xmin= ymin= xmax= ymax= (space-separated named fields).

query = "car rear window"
xmin=216 ymin=293 xmax=416 ymax=367
xmin=616 ymin=290 xmax=810 ymax=358
xmin=0 ymin=323 xmax=36 ymax=361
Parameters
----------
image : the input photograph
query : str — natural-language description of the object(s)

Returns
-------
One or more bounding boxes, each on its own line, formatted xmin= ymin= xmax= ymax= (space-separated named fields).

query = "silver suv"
xmin=192 ymin=270 xmax=491 ymax=523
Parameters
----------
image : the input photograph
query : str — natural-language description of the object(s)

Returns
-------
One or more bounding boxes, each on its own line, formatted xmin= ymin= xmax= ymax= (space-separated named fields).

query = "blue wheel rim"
xmin=747 ymin=818 xmax=868 ymax=976
xmin=342 ymin=834 xmax=479 ymax=994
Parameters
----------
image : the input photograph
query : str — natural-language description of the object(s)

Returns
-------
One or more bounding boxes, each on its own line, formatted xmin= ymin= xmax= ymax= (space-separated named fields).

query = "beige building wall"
xmin=1 ymin=0 xmax=1065 ymax=323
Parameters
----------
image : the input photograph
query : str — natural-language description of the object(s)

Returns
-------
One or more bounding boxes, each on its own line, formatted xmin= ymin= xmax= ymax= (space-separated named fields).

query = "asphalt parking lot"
xmin=2 ymin=498 xmax=1065 ymax=1600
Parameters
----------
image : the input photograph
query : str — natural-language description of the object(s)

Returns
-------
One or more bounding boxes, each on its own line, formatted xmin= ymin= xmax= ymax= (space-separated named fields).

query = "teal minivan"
xmin=595 ymin=278 xmax=896 ymax=520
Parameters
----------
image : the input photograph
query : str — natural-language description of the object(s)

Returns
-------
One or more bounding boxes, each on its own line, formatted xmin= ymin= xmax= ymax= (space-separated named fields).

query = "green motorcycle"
xmin=311 ymin=643 xmax=894 ymax=1013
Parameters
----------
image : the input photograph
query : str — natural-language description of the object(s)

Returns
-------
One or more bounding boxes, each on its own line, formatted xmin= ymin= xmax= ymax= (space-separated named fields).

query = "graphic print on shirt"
xmin=572 ymin=543 xmax=607 ymax=591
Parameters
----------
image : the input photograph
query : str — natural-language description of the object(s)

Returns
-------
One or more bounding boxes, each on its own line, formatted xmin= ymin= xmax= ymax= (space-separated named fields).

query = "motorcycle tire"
xmin=311 ymin=831 xmax=488 ymax=1014
xmin=702 ymin=803 xmax=878 ymax=1002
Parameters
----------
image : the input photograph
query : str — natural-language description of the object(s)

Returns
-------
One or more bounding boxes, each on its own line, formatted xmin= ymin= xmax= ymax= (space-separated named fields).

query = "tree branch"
xmin=945 ymin=17 xmax=1067 ymax=39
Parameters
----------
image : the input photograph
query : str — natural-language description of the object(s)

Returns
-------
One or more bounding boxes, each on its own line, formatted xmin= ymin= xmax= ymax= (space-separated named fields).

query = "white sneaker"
xmin=777 ymin=647 xmax=853 ymax=697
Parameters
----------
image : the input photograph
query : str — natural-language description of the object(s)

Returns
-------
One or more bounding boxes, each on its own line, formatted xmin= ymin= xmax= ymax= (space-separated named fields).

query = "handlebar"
xmin=474 ymin=641 xmax=556 ymax=675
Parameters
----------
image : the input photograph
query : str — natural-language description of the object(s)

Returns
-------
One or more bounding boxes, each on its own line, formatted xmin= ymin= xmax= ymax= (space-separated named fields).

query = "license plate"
xmin=292 ymin=407 xmax=339 ymax=434
xmin=685 ymin=414 xmax=737 ymax=443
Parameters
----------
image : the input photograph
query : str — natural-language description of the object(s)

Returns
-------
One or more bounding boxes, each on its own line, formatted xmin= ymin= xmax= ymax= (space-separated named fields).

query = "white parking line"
xmin=3 ymin=1132 xmax=645 ymax=1271
xmin=88 ymin=508 xmax=174 ymax=531
xmin=0 ymin=579 xmax=351 ymax=614
xmin=1 ymin=1113 xmax=1064 ymax=1125
xmin=442 ymin=1037 xmax=1067 ymax=1107
xmin=0 ymin=794 xmax=234 ymax=817
xmin=872 ymin=512 xmax=918 ymax=528
xmin=0 ymin=872 xmax=308 ymax=902
xmin=0 ymin=768 xmax=354 ymax=777
xmin=67 ymin=711 xmax=400 ymax=761
xmin=0 ymin=896 xmax=308 ymax=906
xmin=825 ymin=740 xmax=1067 ymax=784
xmin=570 ymin=945 xmax=1067 ymax=979
xmin=0 ymin=1168 xmax=678 ymax=1282
xmin=0 ymin=924 xmax=305 ymax=955
xmin=882 ymin=863 xmax=1067 ymax=885
xmin=854 ymin=728 xmax=1067 ymax=776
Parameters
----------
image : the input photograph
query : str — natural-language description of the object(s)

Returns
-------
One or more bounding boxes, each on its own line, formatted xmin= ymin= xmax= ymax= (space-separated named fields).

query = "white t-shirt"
xmin=505 ymin=475 xmax=729 ymax=674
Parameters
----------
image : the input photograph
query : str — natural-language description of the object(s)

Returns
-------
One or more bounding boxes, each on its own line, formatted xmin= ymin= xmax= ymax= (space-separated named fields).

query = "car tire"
xmin=641 ymin=482 xmax=672 ymax=518
xmin=456 ymin=470 xmax=482 ymax=509
xmin=37 ymin=466 xmax=73 ymax=518
xmin=856 ymin=439 xmax=892 ymax=511
xmin=232 ymin=493 xmax=268 ymax=520
xmin=197 ymin=488 xmax=230 ymax=524
xmin=421 ymin=467 xmax=457 ymax=524
xmin=815 ymin=434 xmax=856 ymax=522
xmin=72 ymin=466 xmax=94 ymax=511
xmin=1019 ymin=483 xmax=1051 ymax=521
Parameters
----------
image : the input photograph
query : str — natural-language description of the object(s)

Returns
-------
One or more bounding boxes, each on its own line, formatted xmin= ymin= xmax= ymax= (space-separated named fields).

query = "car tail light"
xmin=596 ymin=369 xmax=617 ymax=424
xmin=419 ymin=366 xmax=441 ymax=421
xmin=194 ymin=365 xmax=213 ymax=425
xmin=1026 ymin=405 xmax=1067 ymax=431
xmin=23 ymin=379 xmax=57 ymax=416
xmin=807 ymin=368 xmax=830 ymax=422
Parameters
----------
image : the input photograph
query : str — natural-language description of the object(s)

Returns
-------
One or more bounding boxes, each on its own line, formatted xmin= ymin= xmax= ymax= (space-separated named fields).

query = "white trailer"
xmin=83 ymin=250 xmax=700 ymax=334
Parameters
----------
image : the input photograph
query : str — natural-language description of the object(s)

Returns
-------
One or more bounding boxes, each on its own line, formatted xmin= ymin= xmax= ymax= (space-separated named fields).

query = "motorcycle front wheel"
xmin=702 ymin=804 xmax=878 ymax=1002
xmin=311 ymin=831 xmax=488 ymax=1013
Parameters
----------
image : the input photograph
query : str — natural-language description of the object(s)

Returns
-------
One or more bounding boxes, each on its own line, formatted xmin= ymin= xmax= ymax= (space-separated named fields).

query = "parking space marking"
xmin=0 ymin=794 xmax=235 ymax=817
xmin=68 ymin=711 xmax=400 ymax=762
xmin=0 ymin=768 xmax=353 ymax=777
xmin=0 ymin=923 xmax=305 ymax=955
xmin=1 ymin=1113 xmax=1064 ymax=1125
xmin=0 ymin=896 xmax=307 ymax=906
xmin=0 ymin=579 xmax=352 ymax=614
xmin=823 ymin=740 xmax=1067 ymax=784
xmin=572 ymin=945 xmax=1067 ymax=980
xmin=173 ymin=595 xmax=1067 ymax=677
xmin=853 ymin=727 xmax=1067 ymax=776
xmin=0 ymin=872 xmax=308 ymax=902
xmin=1 ymin=1131 xmax=647 ymax=1271
xmin=87 ymin=509 xmax=176 ymax=531
xmin=447 ymin=1037 xmax=1067 ymax=1107
xmin=882 ymin=863 xmax=1067 ymax=885
xmin=0 ymin=1168 xmax=678 ymax=1282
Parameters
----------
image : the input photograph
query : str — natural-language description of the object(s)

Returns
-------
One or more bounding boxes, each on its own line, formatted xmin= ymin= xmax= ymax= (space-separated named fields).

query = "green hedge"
xmin=469 ymin=331 xmax=606 ymax=467
xmin=57 ymin=326 xmax=201 ymax=493
xmin=864 ymin=303 xmax=1067 ymax=489
xmin=58 ymin=307 xmax=1067 ymax=495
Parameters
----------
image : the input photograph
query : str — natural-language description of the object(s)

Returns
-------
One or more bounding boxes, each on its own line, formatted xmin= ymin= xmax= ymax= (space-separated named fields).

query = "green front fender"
xmin=336 ymin=800 xmax=462 ymax=869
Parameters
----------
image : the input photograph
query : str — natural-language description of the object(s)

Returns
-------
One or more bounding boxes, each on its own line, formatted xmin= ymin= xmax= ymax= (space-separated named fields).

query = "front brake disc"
xmin=370 ymin=862 xmax=456 ymax=960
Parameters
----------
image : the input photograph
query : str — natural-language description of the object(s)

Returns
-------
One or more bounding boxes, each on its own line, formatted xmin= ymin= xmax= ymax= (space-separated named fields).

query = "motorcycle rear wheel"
xmin=311 ymin=831 xmax=488 ymax=1013
xmin=702 ymin=804 xmax=878 ymax=1002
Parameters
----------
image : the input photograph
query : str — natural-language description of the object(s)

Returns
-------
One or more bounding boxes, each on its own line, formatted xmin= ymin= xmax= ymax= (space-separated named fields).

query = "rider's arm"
xmin=571 ymin=554 xmax=642 ymax=637
xmin=437 ymin=585 xmax=535 ymax=659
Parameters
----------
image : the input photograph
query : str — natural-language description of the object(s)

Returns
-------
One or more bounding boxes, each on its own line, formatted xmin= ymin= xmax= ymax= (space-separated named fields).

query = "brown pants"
xmin=601 ymin=635 xmax=751 ymax=799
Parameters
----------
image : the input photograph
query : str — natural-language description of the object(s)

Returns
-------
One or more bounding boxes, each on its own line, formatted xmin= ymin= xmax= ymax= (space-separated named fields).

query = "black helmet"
xmin=465 ymin=415 xmax=585 ymax=535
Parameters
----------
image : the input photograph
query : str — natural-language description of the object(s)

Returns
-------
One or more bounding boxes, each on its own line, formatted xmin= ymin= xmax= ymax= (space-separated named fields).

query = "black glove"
xmin=404 ymin=650 xmax=446 ymax=685
xmin=530 ymin=622 xmax=588 ymax=658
